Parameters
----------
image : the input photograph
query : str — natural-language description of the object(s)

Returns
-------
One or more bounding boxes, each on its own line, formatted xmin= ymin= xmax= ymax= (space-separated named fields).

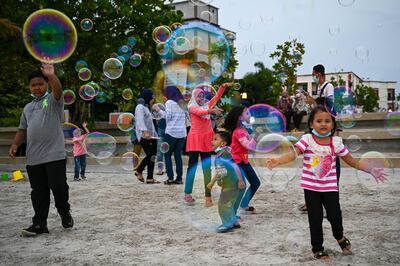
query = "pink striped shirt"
xmin=294 ymin=134 xmax=349 ymax=192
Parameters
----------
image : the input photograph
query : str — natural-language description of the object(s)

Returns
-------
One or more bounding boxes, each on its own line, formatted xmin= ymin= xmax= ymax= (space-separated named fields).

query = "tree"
xmin=355 ymin=83 xmax=379 ymax=112
xmin=329 ymin=75 xmax=346 ymax=87
xmin=0 ymin=0 xmax=182 ymax=126
xmin=269 ymin=39 xmax=305 ymax=94
xmin=239 ymin=61 xmax=278 ymax=105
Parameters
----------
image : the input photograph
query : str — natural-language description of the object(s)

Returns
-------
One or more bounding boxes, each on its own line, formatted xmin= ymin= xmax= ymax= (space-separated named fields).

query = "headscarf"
xmin=188 ymin=88 xmax=210 ymax=120
xmin=139 ymin=88 xmax=154 ymax=106
xmin=164 ymin=86 xmax=183 ymax=103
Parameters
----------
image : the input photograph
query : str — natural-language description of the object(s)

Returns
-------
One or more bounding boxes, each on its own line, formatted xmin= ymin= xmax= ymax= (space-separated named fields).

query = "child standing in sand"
xmin=266 ymin=105 xmax=387 ymax=260
xmin=72 ymin=122 xmax=90 ymax=181
xmin=222 ymin=106 xmax=261 ymax=215
xmin=9 ymin=63 xmax=73 ymax=236
xmin=207 ymin=131 xmax=245 ymax=233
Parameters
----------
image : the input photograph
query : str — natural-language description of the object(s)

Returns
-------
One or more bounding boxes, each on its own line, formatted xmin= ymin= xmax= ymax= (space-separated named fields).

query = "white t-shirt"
xmin=317 ymin=81 xmax=334 ymax=98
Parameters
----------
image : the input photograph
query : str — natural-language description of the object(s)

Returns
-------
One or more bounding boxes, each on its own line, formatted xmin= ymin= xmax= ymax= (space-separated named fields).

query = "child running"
xmin=72 ymin=122 xmax=90 ymax=181
xmin=266 ymin=105 xmax=387 ymax=260
xmin=222 ymin=106 xmax=261 ymax=214
xmin=207 ymin=131 xmax=245 ymax=233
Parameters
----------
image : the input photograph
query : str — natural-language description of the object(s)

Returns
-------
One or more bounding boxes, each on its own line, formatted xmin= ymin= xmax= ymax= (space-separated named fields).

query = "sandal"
xmin=183 ymin=194 xmax=195 ymax=205
xmin=146 ymin=179 xmax=160 ymax=184
xmin=205 ymin=197 xmax=213 ymax=207
xmin=298 ymin=204 xmax=308 ymax=213
xmin=313 ymin=251 xmax=330 ymax=260
xmin=135 ymin=172 xmax=144 ymax=183
xmin=338 ymin=237 xmax=352 ymax=255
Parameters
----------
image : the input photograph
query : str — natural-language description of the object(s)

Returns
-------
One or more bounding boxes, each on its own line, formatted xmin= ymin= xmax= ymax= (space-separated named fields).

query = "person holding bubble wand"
xmin=266 ymin=105 xmax=387 ymax=260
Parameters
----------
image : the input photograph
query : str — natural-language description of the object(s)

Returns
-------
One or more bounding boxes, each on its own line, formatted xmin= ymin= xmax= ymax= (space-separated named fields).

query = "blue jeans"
xmin=238 ymin=162 xmax=260 ymax=208
xmin=164 ymin=134 xmax=185 ymax=181
xmin=74 ymin=155 xmax=86 ymax=178
xmin=156 ymin=128 xmax=166 ymax=163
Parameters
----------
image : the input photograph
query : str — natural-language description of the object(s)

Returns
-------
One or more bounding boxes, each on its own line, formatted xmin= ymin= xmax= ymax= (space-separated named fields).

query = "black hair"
xmin=28 ymin=70 xmax=48 ymax=83
xmin=307 ymin=105 xmax=336 ymax=135
xmin=215 ymin=130 xmax=232 ymax=146
xmin=313 ymin=64 xmax=325 ymax=75
xmin=222 ymin=105 xmax=246 ymax=133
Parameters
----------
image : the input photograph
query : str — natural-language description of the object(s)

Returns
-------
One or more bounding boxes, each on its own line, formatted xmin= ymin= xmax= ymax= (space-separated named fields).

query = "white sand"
xmin=0 ymin=164 xmax=399 ymax=265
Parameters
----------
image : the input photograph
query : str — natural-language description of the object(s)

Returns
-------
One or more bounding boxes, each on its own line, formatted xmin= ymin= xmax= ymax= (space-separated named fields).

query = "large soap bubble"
xmin=84 ymin=132 xmax=116 ymax=159
xmin=23 ymin=9 xmax=77 ymax=63
xmin=161 ymin=21 xmax=231 ymax=89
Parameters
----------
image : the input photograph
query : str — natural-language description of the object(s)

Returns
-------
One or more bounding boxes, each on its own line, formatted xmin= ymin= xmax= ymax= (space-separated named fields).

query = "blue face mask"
xmin=312 ymin=129 xmax=332 ymax=138
xmin=31 ymin=91 xmax=49 ymax=100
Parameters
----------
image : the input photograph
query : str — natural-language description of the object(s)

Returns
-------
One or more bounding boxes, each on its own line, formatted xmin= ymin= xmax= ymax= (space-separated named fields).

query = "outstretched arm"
xmin=266 ymin=147 xmax=301 ymax=169
xmin=341 ymin=153 xmax=387 ymax=183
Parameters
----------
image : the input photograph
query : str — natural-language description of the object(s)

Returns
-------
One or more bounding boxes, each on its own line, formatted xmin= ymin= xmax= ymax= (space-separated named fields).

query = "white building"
xmin=296 ymin=71 xmax=397 ymax=110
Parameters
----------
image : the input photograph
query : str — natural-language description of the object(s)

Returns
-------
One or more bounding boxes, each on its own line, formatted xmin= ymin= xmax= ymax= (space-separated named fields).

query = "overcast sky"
xmin=194 ymin=0 xmax=400 ymax=92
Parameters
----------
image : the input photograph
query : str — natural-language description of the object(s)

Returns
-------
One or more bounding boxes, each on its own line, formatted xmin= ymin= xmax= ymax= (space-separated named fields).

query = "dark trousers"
xmin=336 ymin=157 xmax=341 ymax=184
xmin=283 ymin=110 xmax=292 ymax=131
xmin=184 ymin=151 xmax=212 ymax=197
xmin=26 ymin=159 xmax=70 ymax=227
xmin=304 ymin=189 xmax=344 ymax=253
xmin=164 ymin=134 xmax=185 ymax=181
xmin=137 ymin=138 xmax=157 ymax=179
xmin=238 ymin=162 xmax=260 ymax=208
xmin=293 ymin=111 xmax=306 ymax=129
xmin=74 ymin=154 xmax=86 ymax=178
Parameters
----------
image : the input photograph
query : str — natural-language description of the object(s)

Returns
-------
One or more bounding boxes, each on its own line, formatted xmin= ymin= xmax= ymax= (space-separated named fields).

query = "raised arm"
xmin=208 ymin=82 xmax=233 ymax=109
xmin=9 ymin=129 xmax=27 ymax=158
xmin=41 ymin=63 xmax=62 ymax=101
xmin=82 ymin=122 xmax=90 ymax=134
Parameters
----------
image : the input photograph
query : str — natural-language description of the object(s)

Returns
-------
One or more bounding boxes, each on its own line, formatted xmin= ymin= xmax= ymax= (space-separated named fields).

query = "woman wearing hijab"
xmin=163 ymin=86 xmax=187 ymax=185
xmin=184 ymin=83 xmax=232 ymax=206
xmin=134 ymin=88 xmax=159 ymax=184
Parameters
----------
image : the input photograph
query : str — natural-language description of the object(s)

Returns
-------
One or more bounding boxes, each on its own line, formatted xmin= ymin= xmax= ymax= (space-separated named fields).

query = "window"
xmin=388 ymin=102 xmax=395 ymax=111
xmin=373 ymin=88 xmax=379 ymax=96
xmin=388 ymin=88 xmax=395 ymax=101
xmin=312 ymin=84 xmax=318 ymax=95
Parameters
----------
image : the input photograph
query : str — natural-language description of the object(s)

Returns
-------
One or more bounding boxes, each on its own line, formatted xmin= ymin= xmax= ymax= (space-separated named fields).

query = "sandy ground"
xmin=0 ymin=162 xmax=399 ymax=265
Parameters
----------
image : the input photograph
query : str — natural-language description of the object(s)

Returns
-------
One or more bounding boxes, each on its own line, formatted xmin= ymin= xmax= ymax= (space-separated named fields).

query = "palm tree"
xmin=0 ymin=18 xmax=21 ymax=41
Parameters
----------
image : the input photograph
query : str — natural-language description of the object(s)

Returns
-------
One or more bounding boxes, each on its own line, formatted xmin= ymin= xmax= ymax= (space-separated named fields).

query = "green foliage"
xmin=355 ymin=83 xmax=379 ymax=112
xmin=240 ymin=62 xmax=279 ymax=105
xmin=212 ymin=43 xmax=239 ymax=100
xmin=329 ymin=75 xmax=345 ymax=87
xmin=269 ymin=39 xmax=305 ymax=94
xmin=0 ymin=0 xmax=182 ymax=126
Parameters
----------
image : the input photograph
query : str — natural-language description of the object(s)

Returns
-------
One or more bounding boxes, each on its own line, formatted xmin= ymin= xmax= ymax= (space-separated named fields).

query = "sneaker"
xmin=61 ymin=212 xmax=74 ymax=228
xmin=74 ymin=177 xmax=81 ymax=181
xmin=216 ymin=225 xmax=233 ymax=233
xmin=81 ymin=176 xmax=86 ymax=180
xmin=173 ymin=179 xmax=183 ymax=185
xmin=183 ymin=194 xmax=195 ymax=205
xmin=21 ymin=224 xmax=49 ymax=237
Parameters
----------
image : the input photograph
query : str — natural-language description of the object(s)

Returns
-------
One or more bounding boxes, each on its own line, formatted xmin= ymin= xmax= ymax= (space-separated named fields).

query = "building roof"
xmin=172 ymin=0 xmax=219 ymax=10
xmin=297 ymin=71 xmax=397 ymax=83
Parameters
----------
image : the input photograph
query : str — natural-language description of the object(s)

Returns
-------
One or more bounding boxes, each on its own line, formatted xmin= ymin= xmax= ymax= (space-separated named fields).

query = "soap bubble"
xmin=23 ymin=9 xmax=77 ymax=63
xmin=103 ymin=58 xmax=124 ymax=79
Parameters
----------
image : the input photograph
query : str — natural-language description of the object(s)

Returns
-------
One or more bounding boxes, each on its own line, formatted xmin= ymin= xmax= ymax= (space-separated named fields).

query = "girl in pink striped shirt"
xmin=266 ymin=105 xmax=387 ymax=260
